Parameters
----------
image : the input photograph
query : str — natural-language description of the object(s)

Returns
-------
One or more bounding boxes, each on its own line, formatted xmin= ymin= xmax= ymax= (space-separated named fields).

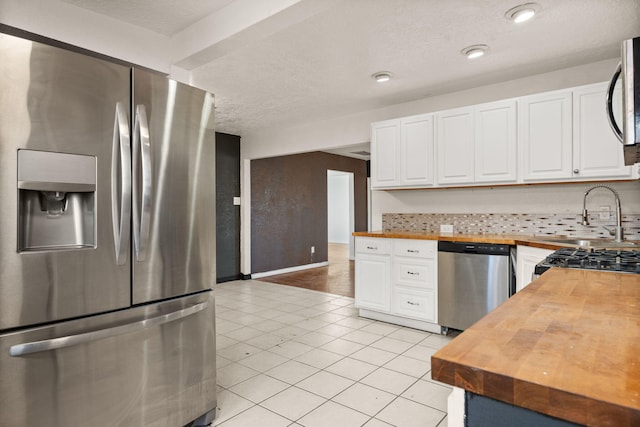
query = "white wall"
xmin=327 ymin=171 xmax=351 ymax=244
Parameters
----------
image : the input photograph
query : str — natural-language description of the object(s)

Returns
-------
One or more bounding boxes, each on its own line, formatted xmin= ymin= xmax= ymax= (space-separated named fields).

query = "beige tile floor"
xmin=213 ymin=280 xmax=453 ymax=427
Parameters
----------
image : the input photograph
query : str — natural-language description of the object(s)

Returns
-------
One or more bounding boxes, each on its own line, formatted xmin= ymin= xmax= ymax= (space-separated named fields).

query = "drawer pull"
xmin=407 ymin=301 xmax=420 ymax=306
xmin=407 ymin=249 xmax=420 ymax=253
xmin=407 ymin=271 xmax=420 ymax=276
xmin=366 ymin=246 xmax=378 ymax=250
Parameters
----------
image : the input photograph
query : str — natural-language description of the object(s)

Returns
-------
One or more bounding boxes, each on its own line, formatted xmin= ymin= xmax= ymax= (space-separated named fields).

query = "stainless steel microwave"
xmin=607 ymin=36 xmax=639 ymax=165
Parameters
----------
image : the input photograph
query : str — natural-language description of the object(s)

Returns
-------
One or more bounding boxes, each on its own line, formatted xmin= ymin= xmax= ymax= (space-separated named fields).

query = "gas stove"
xmin=534 ymin=248 xmax=640 ymax=276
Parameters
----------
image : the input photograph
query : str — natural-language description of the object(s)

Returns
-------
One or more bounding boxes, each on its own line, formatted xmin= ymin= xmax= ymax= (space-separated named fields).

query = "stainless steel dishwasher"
xmin=438 ymin=241 xmax=515 ymax=332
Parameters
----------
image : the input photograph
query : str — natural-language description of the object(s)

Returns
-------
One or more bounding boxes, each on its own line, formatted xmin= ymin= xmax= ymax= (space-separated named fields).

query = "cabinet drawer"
xmin=394 ymin=260 xmax=435 ymax=290
xmin=393 ymin=239 xmax=436 ymax=257
xmin=393 ymin=289 xmax=436 ymax=322
xmin=356 ymin=237 xmax=391 ymax=255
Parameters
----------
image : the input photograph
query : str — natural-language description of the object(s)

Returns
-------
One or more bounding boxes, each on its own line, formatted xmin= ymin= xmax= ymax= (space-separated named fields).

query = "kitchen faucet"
xmin=581 ymin=185 xmax=624 ymax=242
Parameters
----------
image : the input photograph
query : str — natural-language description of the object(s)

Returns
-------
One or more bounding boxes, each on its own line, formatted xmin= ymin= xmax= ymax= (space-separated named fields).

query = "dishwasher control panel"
xmin=438 ymin=241 xmax=510 ymax=255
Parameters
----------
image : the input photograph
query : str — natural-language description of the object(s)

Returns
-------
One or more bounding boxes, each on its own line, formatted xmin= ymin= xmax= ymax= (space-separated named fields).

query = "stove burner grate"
xmin=539 ymin=248 xmax=640 ymax=274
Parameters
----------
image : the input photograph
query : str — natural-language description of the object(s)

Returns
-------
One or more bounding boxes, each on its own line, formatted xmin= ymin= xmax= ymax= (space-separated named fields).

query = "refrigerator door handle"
xmin=133 ymin=104 xmax=152 ymax=261
xmin=111 ymin=102 xmax=132 ymax=265
xmin=9 ymin=301 xmax=209 ymax=357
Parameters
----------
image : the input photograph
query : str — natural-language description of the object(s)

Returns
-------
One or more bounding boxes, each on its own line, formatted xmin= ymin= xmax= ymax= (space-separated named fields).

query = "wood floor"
xmin=259 ymin=243 xmax=355 ymax=297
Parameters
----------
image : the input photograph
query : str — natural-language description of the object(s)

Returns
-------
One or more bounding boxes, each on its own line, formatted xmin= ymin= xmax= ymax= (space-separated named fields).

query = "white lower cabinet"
xmin=394 ymin=259 xmax=434 ymax=289
xmin=516 ymin=245 xmax=554 ymax=292
xmin=393 ymin=288 xmax=436 ymax=322
xmin=355 ymin=237 xmax=439 ymax=332
xmin=355 ymin=253 xmax=391 ymax=311
xmin=354 ymin=238 xmax=391 ymax=311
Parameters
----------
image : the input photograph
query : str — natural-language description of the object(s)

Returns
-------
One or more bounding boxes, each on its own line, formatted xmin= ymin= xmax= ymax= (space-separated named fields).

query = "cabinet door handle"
xmin=366 ymin=246 xmax=378 ymax=250
xmin=407 ymin=301 xmax=420 ymax=306
xmin=407 ymin=271 xmax=420 ymax=276
xmin=573 ymin=169 xmax=579 ymax=174
xmin=407 ymin=249 xmax=419 ymax=254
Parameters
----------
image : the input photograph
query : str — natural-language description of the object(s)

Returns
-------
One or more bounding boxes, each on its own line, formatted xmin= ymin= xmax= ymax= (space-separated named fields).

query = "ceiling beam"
xmin=170 ymin=0 xmax=341 ymax=70
xmin=0 ymin=0 xmax=171 ymax=72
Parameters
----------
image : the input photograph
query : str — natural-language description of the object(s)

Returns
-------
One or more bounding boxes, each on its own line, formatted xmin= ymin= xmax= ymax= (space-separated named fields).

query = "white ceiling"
xmin=61 ymin=0 xmax=639 ymax=149
xmin=62 ymin=0 xmax=236 ymax=35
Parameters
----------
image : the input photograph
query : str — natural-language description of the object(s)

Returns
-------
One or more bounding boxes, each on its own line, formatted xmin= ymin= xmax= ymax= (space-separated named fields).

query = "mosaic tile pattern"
xmin=382 ymin=213 xmax=640 ymax=240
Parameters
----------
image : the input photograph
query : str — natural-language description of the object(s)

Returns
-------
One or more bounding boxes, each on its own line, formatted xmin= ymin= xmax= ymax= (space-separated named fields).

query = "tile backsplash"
xmin=382 ymin=213 xmax=640 ymax=240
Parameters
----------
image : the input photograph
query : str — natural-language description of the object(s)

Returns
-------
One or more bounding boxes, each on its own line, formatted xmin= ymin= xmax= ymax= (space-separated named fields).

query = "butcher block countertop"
xmin=353 ymin=231 xmax=521 ymax=244
xmin=353 ymin=231 xmax=569 ymax=250
xmin=352 ymin=231 xmax=638 ymax=250
xmin=431 ymin=268 xmax=640 ymax=426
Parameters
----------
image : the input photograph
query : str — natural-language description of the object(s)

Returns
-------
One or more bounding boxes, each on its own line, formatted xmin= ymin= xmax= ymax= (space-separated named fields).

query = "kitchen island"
xmin=431 ymin=268 xmax=640 ymax=426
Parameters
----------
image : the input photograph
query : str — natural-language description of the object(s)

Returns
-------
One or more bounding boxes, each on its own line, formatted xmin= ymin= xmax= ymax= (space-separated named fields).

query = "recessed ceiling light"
xmin=372 ymin=72 xmax=392 ymax=83
xmin=460 ymin=45 xmax=489 ymax=59
xmin=505 ymin=3 xmax=540 ymax=23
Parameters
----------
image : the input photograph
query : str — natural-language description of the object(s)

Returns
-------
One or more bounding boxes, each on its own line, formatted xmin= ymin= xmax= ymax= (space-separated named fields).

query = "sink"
xmin=536 ymin=237 xmax=640 ymax=249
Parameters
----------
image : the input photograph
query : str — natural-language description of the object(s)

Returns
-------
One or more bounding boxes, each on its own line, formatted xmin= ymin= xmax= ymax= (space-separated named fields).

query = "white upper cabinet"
xmin=519 ymin=90 xmax=573 ymax=182
xmin=371 ymin=119 xmax=400 ymax=188
xmin=370 ymin=81 xmax=635 ymax=190
xmin=371 ymin=114 xmax=434 ymax=189
xmin=436 ymin=107 xmax=474 ymax=185
xmin=572 ymin=82 xmax=632 ymax=179
xmin=437 ymin=101 xmax=516 ymax=186
xmin=400 ymin=114 xmax=434 ymax=187
xmin=474 ymin=99 xmax=517 ymax=183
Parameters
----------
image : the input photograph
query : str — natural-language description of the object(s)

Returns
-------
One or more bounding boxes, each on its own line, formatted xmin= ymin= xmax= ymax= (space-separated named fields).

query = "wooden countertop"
xmin=431 ymin=268 xmax=640 ymax=426
xmin=353 ymin=231 xmax=640 ymax=252
xmin=353 ymin=231 xmax=566 ymax=250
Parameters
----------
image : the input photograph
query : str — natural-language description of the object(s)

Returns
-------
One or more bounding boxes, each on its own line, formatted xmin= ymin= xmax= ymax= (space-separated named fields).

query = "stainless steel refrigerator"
xmin=0 ymin=32 xmax=217 ymax=426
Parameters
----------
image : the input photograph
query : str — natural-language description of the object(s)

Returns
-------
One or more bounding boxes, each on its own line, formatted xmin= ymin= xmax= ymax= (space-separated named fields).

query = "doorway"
xmin=327 ymin=170 xmax=355 ymax=261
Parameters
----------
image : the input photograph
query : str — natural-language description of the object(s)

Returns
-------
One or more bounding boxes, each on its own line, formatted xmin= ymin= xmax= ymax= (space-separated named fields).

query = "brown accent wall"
xmin=216 ymin=132 xmax=241 ymax=283
xmin=251 ymin=152 xmax=367 ymax=274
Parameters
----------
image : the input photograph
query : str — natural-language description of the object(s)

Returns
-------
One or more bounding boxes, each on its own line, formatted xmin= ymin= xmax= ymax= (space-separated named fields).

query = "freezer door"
xmin=0 ymin=291 xmax=216 ymax=427
xmin=0 ymin=33 xmax=131 ymax=330
xmin=132 ymin=69 xmax=216 ymax=304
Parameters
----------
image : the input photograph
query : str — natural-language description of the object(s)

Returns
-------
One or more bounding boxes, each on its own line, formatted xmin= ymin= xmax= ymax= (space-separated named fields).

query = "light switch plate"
xmin=440 ymin=224 xmax=454 ymax=233
xmin=599 ymin=205 xmax=611 ymax=220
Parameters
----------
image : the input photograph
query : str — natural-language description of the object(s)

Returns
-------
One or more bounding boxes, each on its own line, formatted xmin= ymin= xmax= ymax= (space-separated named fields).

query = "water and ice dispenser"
xmin=17 ymin=150 xmax=96 ymax=252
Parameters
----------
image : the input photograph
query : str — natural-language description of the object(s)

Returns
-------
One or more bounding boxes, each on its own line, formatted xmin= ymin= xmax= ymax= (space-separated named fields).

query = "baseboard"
xmin=216 ymin=274 xmax=243 ymax=283
xmin=252 ymin=261 xmax=330 ymax=279
xmin=358 ymin=309 xmax=442 ymax=334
